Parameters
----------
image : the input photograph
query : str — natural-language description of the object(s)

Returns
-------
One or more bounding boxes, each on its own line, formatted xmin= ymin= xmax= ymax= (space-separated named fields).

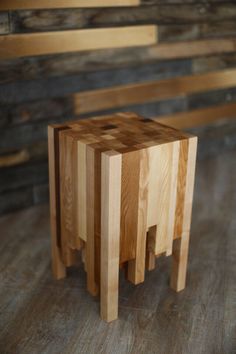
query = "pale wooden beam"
xmin=100 ymin=150 xmax=122 ymax=322
xmin=74 ymin=68 xmax=236 ymax=115
xmin=155 ymin=102 xmax=236 ymax=129
xmin=0 ymin=0 xmax=140 ymax=10
xmin=170 ymin=137 xmax=198 ymax=292
xmin=0 ymin=25 xmax=157 ymax=59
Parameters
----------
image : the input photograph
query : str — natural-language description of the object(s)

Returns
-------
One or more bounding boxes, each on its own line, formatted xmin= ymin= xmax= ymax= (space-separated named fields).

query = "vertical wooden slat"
xmin=101 ymin=150 xmax=122 ymax=322
xmin=59 ymin=131 xmax=77 ymax=266
xmin=174 ymin=139 xmax=189 ymax=239
xmin=147 ymin=143 xmax=174 ymax=255
xmin=86 ymin=145 xmax=98 ymax=296
xmin=94 ymin=148 xmax=103 ymax=289
xmin=166 ymin=141 xmax=180 ymax=256
xmin=127 ymin=148 xmax=149 ymax=284
xmin=171 ymin=137 xmax=198 ymax=291
xmin=120 ymin=150 xmax=140 ymax=263
xmin=77 ymin=141 xmax=87 ymax=243
xmin=48 ymin=125 xmax=66 ymax=279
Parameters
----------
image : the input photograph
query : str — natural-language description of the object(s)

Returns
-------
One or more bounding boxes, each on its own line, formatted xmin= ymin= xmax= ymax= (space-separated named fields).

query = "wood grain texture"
xmin=47 ymin=113 xmax=197 ymax=321
xmin=59 ymin=130 xmax=77 ymax=266
xmin=156 ymin=101 xmax=236 ymax=129
xmin=127 ymin=148 xmax=149 ymax=285
xmin=0 ymin=148 xmax=235 ymax=352
xmin=2 ymin=38 xmax=236 ymax=85
xmin=48 ymin=125 xmax=66 ymax=279
xmin=0 ymin=0 xmax=140 ymax=10
xmin=173 ymin=139 xmax=189 ymax=240
xmin=60 ymin=132 xmax=77 ymax=250
xmin=101 ymin=150 xmax=122 ymax=322
xmin=9 ymin=4 xmax=236 ymax=31
xmin=120 ymin=151 xmax=140 ymax=263
xmin=86 ymin=145 xmax=98 ymax=296
xmin=166 ymin=140 xmax=180 ymax=256
xmin=171 ymin=137 xmax=197 ymax=292
xmin=73 ymin=68 xmax=236 ymax=114
xmin=150 ymin=143 xmax=174 ymax=255
xmin=77 ymin=141 xmax=87 ymax=243
xmin=0 ymin=25 xmax=157 ymax=59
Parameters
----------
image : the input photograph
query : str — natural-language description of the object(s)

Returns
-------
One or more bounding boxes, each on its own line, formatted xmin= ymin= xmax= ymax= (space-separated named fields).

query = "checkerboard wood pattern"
xmin=48 ymin=112 xmax=197 ymax=321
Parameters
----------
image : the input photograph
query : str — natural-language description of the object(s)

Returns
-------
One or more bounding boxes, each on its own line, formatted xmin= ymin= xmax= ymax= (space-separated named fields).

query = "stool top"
xmin=53 ymin=112 xmax=192 ymax=154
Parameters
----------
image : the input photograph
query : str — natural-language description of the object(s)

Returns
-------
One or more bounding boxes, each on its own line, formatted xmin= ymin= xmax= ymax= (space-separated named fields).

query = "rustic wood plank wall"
xmin=1 ymin=1 xmax=236 ymax=214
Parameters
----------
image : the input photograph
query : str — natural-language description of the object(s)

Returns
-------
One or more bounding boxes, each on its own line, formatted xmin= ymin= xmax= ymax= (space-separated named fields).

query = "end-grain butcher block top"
xmin=53 ymin=112 xmax=191 ymax=154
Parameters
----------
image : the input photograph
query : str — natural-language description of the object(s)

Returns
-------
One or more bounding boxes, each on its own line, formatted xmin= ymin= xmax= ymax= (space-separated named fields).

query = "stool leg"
xmin=48 ymin=126 xmax=66 ymax=279
xmin=101 ymin=151 xmax=122 ymax=322
xmin=170 ymin=137 xmax=197 ymax=292
xmin=170 ymin=233 xmax=190 ymax=291
xmin=127 ymin=149 xmax=149 ymax=284
xmin=146 ymin=226 xmax=156 ymax=271
xmin=146 ymin=250 xmax=156 ymax=271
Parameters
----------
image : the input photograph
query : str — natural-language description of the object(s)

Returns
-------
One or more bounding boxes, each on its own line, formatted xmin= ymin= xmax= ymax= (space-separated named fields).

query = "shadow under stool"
xmin=48 ymin=112 xmax=198 ymax=322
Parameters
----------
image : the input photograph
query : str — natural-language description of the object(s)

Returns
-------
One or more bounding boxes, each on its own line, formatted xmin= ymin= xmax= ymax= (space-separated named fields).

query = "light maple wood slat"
xmin=166 ymin=141 xmax=180 ymax=256
xmin=147 ymin=146 xmax=159 ymax=229
xmin=48 ymin=125 xmax=66 ymax=279
xmin=149 ymin=143 xmax=174 ymax=255
xmin=155 ymin=101 xmax=236 ymax=129
xmin=101 ymin=150 xmax=122 ymax=322
xmin=74 ymin=68 xmax=236 ymax=115
xmin=0 ymin=0 xmax=140 ymax=10
xmin=86 ymin=145 xmax=98 ymax=296
xmin=94 ymin=147 xmax=105 ymax=289
xmin=171 ymin=137 xmax=198 ymax=292
xmin=127 ymin=148 xmax=149 ymax=285
xmin=0 ymin=25 xmax=157 ymax=60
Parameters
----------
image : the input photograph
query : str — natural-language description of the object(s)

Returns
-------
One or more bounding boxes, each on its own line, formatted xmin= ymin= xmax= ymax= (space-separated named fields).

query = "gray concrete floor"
xmin=0 ymin=149 xmax=235 ymax=354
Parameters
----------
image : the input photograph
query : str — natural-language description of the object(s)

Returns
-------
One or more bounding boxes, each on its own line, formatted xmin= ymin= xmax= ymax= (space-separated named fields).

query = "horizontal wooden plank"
xmin=1 ymin=38 xmax=236 ymax=85
xmin=0 ymin=59 xmax=189 ymax=105
xmin=8 ymin=4 xmax=236 ymax=32
xmin=155 ymin=38 xmax=236 ymax=61
xmin=10 ymin=9 xmax=236 ymax=44
xmin=155 ymin=102 xmax=236 ymax=129
xmin=0 ymin=0 xmax=140 ymax=10
xmin=0 ymin=149 xmax=29 ymax=168
xmin=0 ymin=25 xmax=157 ymax=59
xmin=74 ymin=68 xmax=236 ymax=114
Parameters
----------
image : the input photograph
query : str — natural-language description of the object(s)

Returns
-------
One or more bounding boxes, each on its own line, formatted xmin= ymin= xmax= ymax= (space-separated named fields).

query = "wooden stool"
xmin=48 ymin=112 xmax=197 ymax=322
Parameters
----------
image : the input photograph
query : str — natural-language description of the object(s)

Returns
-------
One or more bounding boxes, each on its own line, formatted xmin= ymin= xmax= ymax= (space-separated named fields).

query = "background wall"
xmin=1 ymin=1 xmax=236 ymax=214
